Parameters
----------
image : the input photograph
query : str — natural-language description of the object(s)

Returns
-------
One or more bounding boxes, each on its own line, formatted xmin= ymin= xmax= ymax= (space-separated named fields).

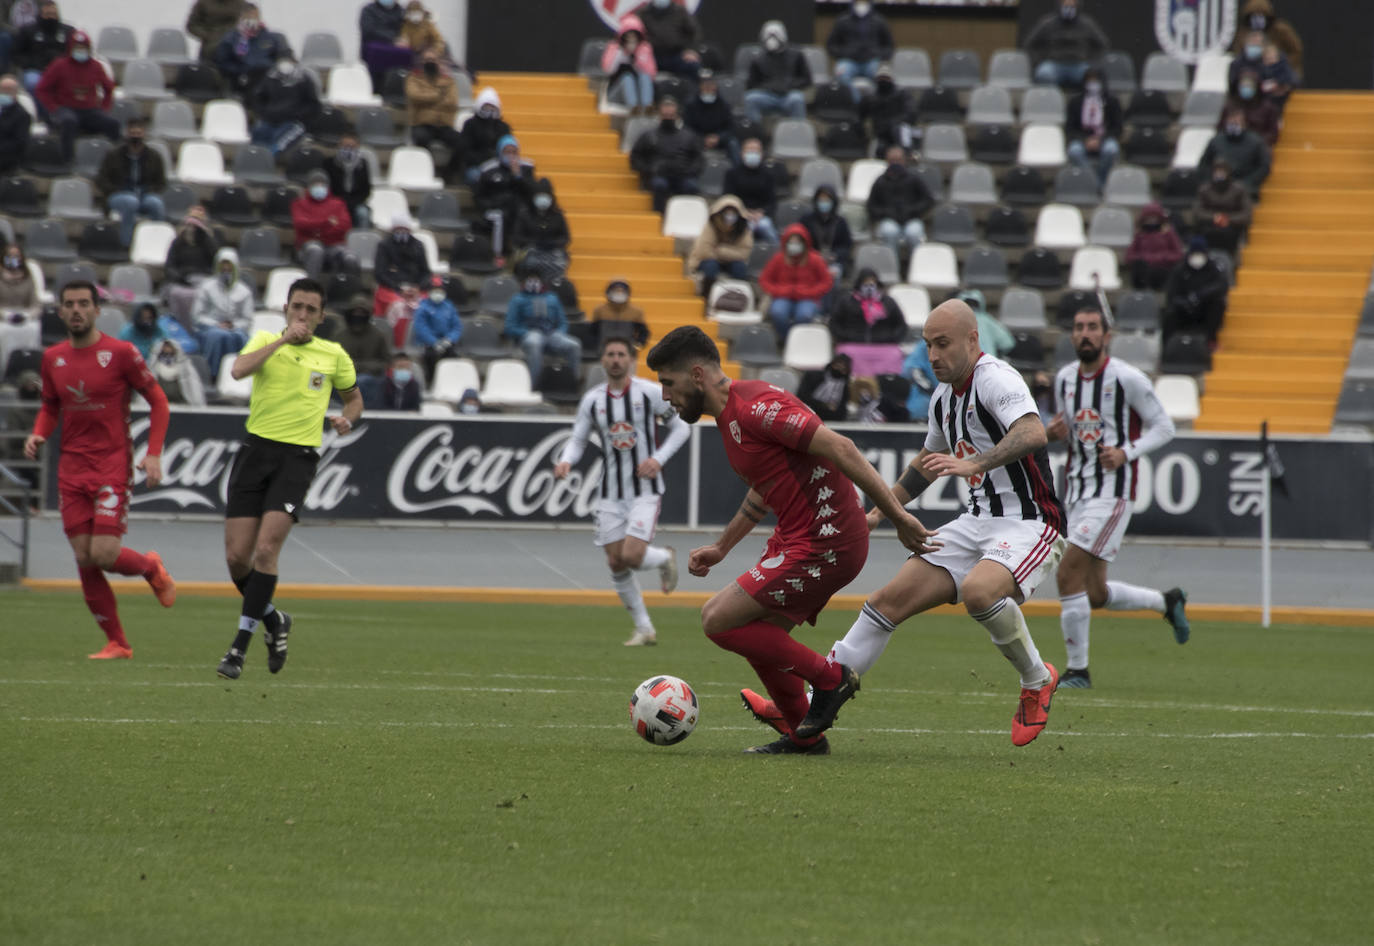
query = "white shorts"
xmin=593 ymin=495 xmax=661 ymax=547
xmin=918 ymin=514 xmax=1064 ymax=603
xmin=1066 ymin=497 xmax=1132 ymax=563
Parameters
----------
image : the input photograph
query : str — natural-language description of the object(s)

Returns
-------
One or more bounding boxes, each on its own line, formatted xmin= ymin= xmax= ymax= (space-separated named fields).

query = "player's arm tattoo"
xmin=970 ymin=414 xmax=1047 ymax=474
xmin=740 ymin=495 xmax=767 ymax=523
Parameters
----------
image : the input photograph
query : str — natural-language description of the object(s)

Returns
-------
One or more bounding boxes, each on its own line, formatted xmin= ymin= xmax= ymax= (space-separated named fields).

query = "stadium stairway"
xmin=484 ymin=72 xmax=739 ymax=376
xmin=1196 ymin=91 xmax=1374 ymax=435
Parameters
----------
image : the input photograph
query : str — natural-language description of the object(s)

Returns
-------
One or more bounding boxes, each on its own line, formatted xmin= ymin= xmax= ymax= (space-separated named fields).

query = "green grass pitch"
xmin=0 ymin=590 xmax=1370 ymax=945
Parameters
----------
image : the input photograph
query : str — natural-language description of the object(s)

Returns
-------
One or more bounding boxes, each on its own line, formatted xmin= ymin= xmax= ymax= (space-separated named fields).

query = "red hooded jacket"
xmin=35 ymin=46 xmax=114 ymax=113
xmin=759 ymin=223 xmax=834 ymax=302
xmin=291 ymin=193 xmax=353 ymax=248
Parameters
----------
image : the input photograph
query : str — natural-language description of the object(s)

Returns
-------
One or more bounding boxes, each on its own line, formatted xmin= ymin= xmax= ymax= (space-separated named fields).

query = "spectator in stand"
xmin=474 ymin=134 xmax=536 ymax=261
xmin=212 ymin=4 xmax=291 ymax=97
xmin=629 ymin=96 xmax=701 ymax=214
xmin=686 ymin=194 xmax=752 ymax=294
xmin=35 ymin=29 xmax=119 ymax=160
xmin=1192 ymin=160 xmax=1251 ymax=254
xmin=901 ymin=339 xmax=938 ymax=420
xmin=249 ymin=53 xmax=319 ymax=155
xmin=601 ymin=13 xmax=656 ymax=113
xmin=1258 ymin=40 xmax=1297 ymax=108
xmin=722 ymin=137 xmax=779 ymax=246
xmin=358 ymin=0 xmax=407 ymax=88
xmin=867 ymin=144 xmax=933 ymax=260
xmin=1232 ymin=0 xmax=1302 ymax=81
xmin=1025 ymin=0 xmax=1109 ymax=88
xmin=186 ymin=0 xmax=244 ymax=63
xmin=826 ymin=0 xmax=893 ymax=98
xmin=860 ymin=62 xmax=917 ymax=156
xmin=457 ymin=87 xmax=510 ymax=186
xmin=1065 ymin=66 xmax=1121 ymax=190
xmin=323 ymin=133 xmax=372 ymax=230
xmin=513 ymin=177 xmax=571 ymax=268
xmin=406 ymin=48 xmax=463 ymax=179
xmin=381 ymin=281 xmax=419 ymax=346
xmin=683 ymin=70 xmax=736 ymax=162
xmin=1125 ymin=201 xmax=1184 ymax=291
xmin=590 ymin=278 xmax=649 ymax=347
xmin=759 ymin=223 xmax=833 ymax=342
xmin=412 ymin=275 xmax=462 ymax=384
xmin=149 ymin=338 xmax=206 ymax=407
xmin=399 ymin=1 xmax=447 ymax=61
xmin=0 ymin=73 xmax=32 ymax=174
xmin=828 ymin=268 xmax=907 ymax=378
xmin=745 ymin=20 xmax=810 ymax=123
xmin=1227 ymin=66 xmax=1281 ymax=147
xmin=1164 ymin=236 xmax=1229 ymax=349
xmin=379 ymin=352 xmax=421 ymax=410
xmin=505 ymin=272 xmax=580 ymax=384
xmin=292 ymin=171 xmax=357 ymax=281
xmin=163 ymin=205 xmax=219 ymax=323
xmin=797 ymin=352 xmax=852 ymax=422
xmin=12 ymin=0 xmax=70 ymax=98
xmin=800 ymin=184 xmax=853 ymax=282
xmin=118 ymin=302 xmax=170 ymax=359
xmin=1199 ymin=105 xmax=1270 ymax=196
xmin=193 ymin=248 xmax=253 ymax=377
xmin=0 ymin=2 xmax=33 ymax=76
xmin=633 ymin=0 xmax=701 ymax=79
xmin=955 ymin=288 xmax=1014 ymax=358
xmin=335 ymin=302 xmax=391 ymax=406
xmin=0 ymin=242 xmax=38 ymax=371
xmin=94 ymin=119 xmax=167 ymax=248
xmin=373 ymin=214 xmax=431 ymax=316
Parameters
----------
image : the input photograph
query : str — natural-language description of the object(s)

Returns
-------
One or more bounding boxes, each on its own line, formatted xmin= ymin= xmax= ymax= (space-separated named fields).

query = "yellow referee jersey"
xmin=241 ymin=330 xmax=357 ymax=447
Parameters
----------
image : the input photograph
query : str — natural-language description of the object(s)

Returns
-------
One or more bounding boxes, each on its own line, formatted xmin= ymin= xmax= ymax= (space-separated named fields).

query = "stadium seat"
xmin=261 ymin=185 xmax=299 ymax=227
xmin=251 ymin=311 xmax=287 ymax=335
xmin=810 ymin=80 xmax=859 ymax=123
xmin=888 ymin=284 xmax=931 ymax=331
xmin=55 ymin=261 xmax=99 ymax=293
xmin=937 ymin=49 xmax=982 ymax=91
xmin=417 ymin=191 xmax=464 ymax=233
xmin=94 ymin=308 xmax=127 ymax=335
xmin=229 ymin=145 xmax=284 ymax=186
xmin=799 ymin=45 xmax=830 ymax=84
xmin=108 ymin=263 xmax=154 ymax=301
xmin=1005 ymin=329 xmax=1045 ymax=370
xmin=1142 ymin=52 xmax=1189 ymax=96
xmin=854 ymin=244 xmax=900 ymax=285
xmin=1017 ymin=247 xmax=1064 ymax=289
xmin=1345 ymin=338 xmax=1374 ymax=379
xmin=0 ymin=177 xmax=42 ymax=217
xmin=577 ymin=38 xmax=609 ymax=80
xmin=730 ymin=324 xmax=782 ymax=368
xmin=1111 ymin=332 xmax=1160 ymax=375
xmin=151 ymin=100 xmax=199 ymax=142
xmin=1154 ymin=375 xmax=1200 ymax=422
xmin=758 ymin=366 xmax=800 ymax=393
xmin=922 ymin=123 xmax=968 ymax=164
xmin=797 ymin=157 xmax=843 ymax=199
xmin=1052 ymin=332 xmax=1076 ymax=366
xmin=3 ymin=348 xmax=44 ymax=385
xmin=478 ymin=275 xmax=519 ymax=315
xmin=122 ymin=58 xmax=171 ymax=100
xmin=984 ymin=205 xmax=1031 ymax=247
xmin=1335 ymin=378 xmax=1374 ymax=425
xmin=770 ymin=120 xmax=819 ymax=161
xmin=1053 ymin=165 xmax=1100 ymax=207
xmin=26 ymin=260 xmax=52 ymax=305
xmin=1172 ymin=127 xmax=1215 ymax=169
xmin=366 ymin=188 xmax=411 ymax=231
xmin=966 ymin=86 xmax=1014 ymax=126
xmin=414 ymin=229 xmax=448 ymax=275
xmin=1160 ymin=167 xmax=1201 ymax=212
xmin=173 ymin=62 xmax=225 ymax=103
xmin=201 ymin=99 xmax=251 ymax=145
xmin=1125 ymin=89 xmax=1173 ymax=129
xmin=619 ymin=115 xmax=658 ymax=153
xmin=301 ymin=31 xmax=345 ymax=70
xmin=917 ymin=85 xmax=963 ymax=123
xmin=419 ymin=401 xmax=455 ymax=417
xmin=24 ymin=218 xmax=77 ymax=262
xmin=536 ymin=362 xmax=582 ymax=405
xmin=481 ymin=359 xmax=543 ymax=408
xmin=73 ymin=136 xmax=113 ymax=179
xmin=215 ymin=356 xmax=253 ymax=401
xmin=23 ymin=136 xmax=70 ymax=177
xmin=698 ymin=154 xmax=731 ymax=197
xmin=907 ymin=242 xmax=958 ymax=290
xmin=1179 ymin=89 xmax=1227 ymax=128
xmin=1192 ymin=53 xmax=1233 ymax=94
xmin=1019 ymin=86 xmax=1065 ymax=125
xmin=1101 ymin=50 xmax=1137 ymax=96
xmin=1102 ymin=165 xmax=1151 ymax=208
xmin=661 ymin=196 xmax=709 ymax=240
xmin=1033 ymin=203 xmax=1086 ymax=250
xmin=963 ymin=245 xmax=1009 ymax=291
xmin=781 ymin=324 xmax=833 ymax=372
xmin=1087 ymin=206 xmax=1134 ymax=249
xmin=1017 ymin=124 xmax=1066 ymax=169
xmin=327 ymin=63 xmax=381 ymax=107
xmin=845 ymin=159 xmax=886 ymax=204
xmin=1068 ymin=246 xmax=1120 ymax=290
xmin=949 ymin=162 xmax=998 ymax=209
xmin=263 ymin=267 xmax=307 ymax=310
xmin=1001 ymin=165 xmax=1048 ymax=207
xmin=349 ymin=107 xmax=399 ymax=150
xmin=1114 ymin=291 xmax=1160 ymax=332
xmin=129 ymin=220 xmax=176 ymax=266
xmin=209 ymin=185 xmax=259 ymax=227
xmin=78 ymin=221 xmax=129 ymax=264
xmin=891 ymin=48 xmax=934 ymax=90
xmin=146 ymin=28 xmax=192 ymax=66
xmin=47 ymin=177 xmax=102 ymax=222
xmin=284 ymin=144 xmax=330 ymax=184
xmin=986 ymin=49 xmax=1031 ymax=92
xmin=95 ymin=25 xmax=139 ymax=65
xmin=387 ymin=147 xmax=443 ymax=192
xmin=1124 ymin=125 xmax=1173 ymax=168
xmin=1160 ymin=333 xmax=1211 ymax=374
xmin=967 ymin=124 xmax=1017 ymax=165
xmin=450 ymin=231 xmax=500 ymax=276
xmin=457 ymin=317 xmax=508 ymax=359
xmin=176 ymin=140 xmax=233 ymax=185
xmin=773 ymin=198 xmax=808 ymax=232
xmin=917 ymin=164 xmax=944 ymax=200
xmin=929 ymin=205 xmax=977 ymax=246
xmin=997 ymin=287 xmax=1047 ymax=330
xmin=706 ymin=279 xmax=762 ymax=330
xmin=819 ymin=121 xmax=869 ymax=162
xmin=240 ymin=228 xmax=289 ymax=270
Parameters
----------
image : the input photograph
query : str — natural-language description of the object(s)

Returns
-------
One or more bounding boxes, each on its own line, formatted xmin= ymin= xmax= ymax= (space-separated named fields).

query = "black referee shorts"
xmin=225 ymin=435 xmax=320 ymax=522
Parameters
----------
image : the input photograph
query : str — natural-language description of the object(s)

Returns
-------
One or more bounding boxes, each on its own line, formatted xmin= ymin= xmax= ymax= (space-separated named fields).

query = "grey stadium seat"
xmin=853 ymin=243 xmax=900 ymax=285
xmin=997 ymin=288 xmax=1047 ymax=330
xmin=232 ymin=145 xmax=286 ymax=185
xmin=48 ymin=178 xmax=102 ymax=222
xmin=1114 ymin=291 xmax=1161 ymax=332
xmin=770 ymin=120 xmax=819 ymax=161
xmin=301 ymin=31 xmax=345 ymax=69
xmin=986 ymin=49 xmax=1031 ymax=92
xmin=1019 ymin=86 xmax=1066 ymax=126
xmin=1102 ymin=165 xmax=1152 ymax=208
xmin=963 ymin=245 xmax=1009 ymax=290
xmin=1110 ymin=332 xmax=1160 ymax=375
xmin=1087 ymin=206 xmax=1135 ymax=248
xmin=122 ymin=59 xmax=171 ymax=100
xmin=949 ymin=162 xmax=997 ymax=207
xmin=731 ymin=324 xmax=782 ymax=368
xmin=74 ymin=137 xmax=113 ymax=179
xmin=797 ymin=157 xmax=843 ymax=198
xmin=96 ymin=25 xmax=139 ymax=64
xmin=922 ymin=124 xmax=968 ymax=164
xmin=892 ymin=48 xmax=933 ymax=90
xmin=929 ymin=205 xmax=977 ymax=246
xmin=151 ymin=100 xmax=198 ymax=142
xmin=1053 ymin=165 xmax=1100 ymax=207
xmin=146 ymin=28 xmax=193 ymax=66
xmin=938 ymin=49 xmax=982 ymax=91
xmin=966 ymin=86 xmax=1014 ymax=127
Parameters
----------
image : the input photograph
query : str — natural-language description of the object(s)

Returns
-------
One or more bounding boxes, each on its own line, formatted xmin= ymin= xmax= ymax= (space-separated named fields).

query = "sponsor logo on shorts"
xmin=805 ymin=565 xmax=823 ymax=578
xmin=749 ymin=567 xmax=764 ymax=581
xmin=987 ymin=547 xmax=1013 ymax=560
xmin=760 ymin=552 xmax=786 ymax=570
xmin=786 ymin=578 xmax=805 ymax=591
xmin=97 ymin=350 xmax=112 ymax=368
xmin=95 ymin=485 xmax=121 ymax=518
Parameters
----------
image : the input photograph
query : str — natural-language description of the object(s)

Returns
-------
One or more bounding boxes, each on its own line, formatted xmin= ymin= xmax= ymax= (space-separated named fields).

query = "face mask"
xmin=478 ymin=106 xmax=497 ymax=119
xmin=393 ymin=368 xmax=413 ymax=384
xmin=608 ymin=291 xmax=628 ymax=305
xmin=1245 ymin=44 xmax=1262 ymax=59
xmin=1188 ymin=253 xmax=1207 ymax=269
xmin=219 ymin=271 xmax=235 ymax=286
xmin=742 ymin=152 xmax=761 ymax=168
xmin=1225 ymin=123 xmax=1244 ymax=137
xmin=1085 ymin=81 xmax=1102 ymax=95
xmin=72 ymin=50 xmax=89 ymax=62
xmin=698 ymin=92 xmax=716 ymax=104
xmin=458 ymin=399 xmax=479 ymax=414
xmin=278 ymin=60 xmax=295 ymax=75
xmin=309 ymin=185 xmax=328 ymax=200
xmin=158 ymin=351 xmax=177 ymax=365
xmin=346 ymin=315 xmax=369 ymax=329
xmin=239 ymin=20 xmax=258 ymax=33
xmin=721 ymin=210 xmax=739 ymax=226
xmin=1141 ymin=220 xmax=1161 ymax=232
xmin=428 ymin=290 xmax=445 ymax=302
xmin=853 ymin=1 xmax=871 ymax=15
xmin=816 ymin=198 xmax=834 ymax=214
xmin=533 ymin=194 xmax=553 ymax=211
xmin=407 ymin=12 xmax=424 ymax=22
xmin=393 ymin=231 xmax=409 ymax=242
xmin=786 ymin=240 xmax=804 ymax=256
xmin=0 ymin=95 xmax=15 ymax=108
xmin=860 ymin=284 xmax=879 ymax=298
xmin=523 ymin=279 xmax=542 ymax=294
xmin=1239 ymin=83 xmax=1259 ymax=100
xmin=3 ymin=256 xmax=20 ymax=269
xmin=652 ymin=0 xmax=670 ymax=7
xmin=887 ymin=161 xmax=905 ymax=174
xmin=763 ymin=37 xmax=783 ymax=53
xmin=338 ymin=147 xmax=358 ymax=162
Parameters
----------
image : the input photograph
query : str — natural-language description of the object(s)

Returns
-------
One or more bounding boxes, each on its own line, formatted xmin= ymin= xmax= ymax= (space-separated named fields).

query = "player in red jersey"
xmin=646 ymin=326 xmax=935 ymax=754
xmin=23 ymin=281 xmax=176 ymax=659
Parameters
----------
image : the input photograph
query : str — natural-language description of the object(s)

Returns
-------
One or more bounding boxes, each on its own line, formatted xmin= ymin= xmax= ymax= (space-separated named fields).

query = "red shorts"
xmin=736 ymin=534 xmax=869 ymax=626
xmin=59 ymin=479 xmax=130 ymax=538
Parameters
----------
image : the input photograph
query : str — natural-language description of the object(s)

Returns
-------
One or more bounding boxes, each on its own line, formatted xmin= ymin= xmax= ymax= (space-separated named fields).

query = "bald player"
xmin=793 ymin=300 xmax=1069 ymax=747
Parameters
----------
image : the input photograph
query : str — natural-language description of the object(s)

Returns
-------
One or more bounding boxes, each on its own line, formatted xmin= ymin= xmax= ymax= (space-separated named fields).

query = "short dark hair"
xmin=59 ymin=280 xmax=99 ymax=306
xmin=1074 ymin=304 xmax=1110 ymax=330
xmin=286 ymin=277 xmax=325 ymax=307
xmin=646 ymin=325 xmax=719 ymax=372
xmin=125 ymin=117 xmax=147 ymax=131
xmin=600 ymin=335 xmax=636 ymax=357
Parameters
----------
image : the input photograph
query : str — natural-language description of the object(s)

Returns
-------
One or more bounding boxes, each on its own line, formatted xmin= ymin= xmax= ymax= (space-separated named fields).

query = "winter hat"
xmin=497 ymin=134 xmax=519 ymax=154
xmin=875 ymin=62 xmax=894 ymax=80
xmin=306 ymin=170 xmax=329 ymax=186
xmin=474 ymin=87 xmax=502 ymax=115
xmin=389 ymin=212 xmax=417 ymax=231
xmin=605 ymin=278 xmax=630 ymax=295
xmin=1187 ymin=235 xmax=1209 ymax=254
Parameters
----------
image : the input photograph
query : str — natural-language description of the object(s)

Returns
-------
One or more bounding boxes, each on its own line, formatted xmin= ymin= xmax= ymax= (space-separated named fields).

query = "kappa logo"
xmin=284 ymin=502 xmax=296 ymax=514
xmin=816 ymin=486 xmax=834 ymax=501
xmin=608 ymin=419 xmax=637 ymax=451
xmin=809 ymin=466 xmax=829 ymax=483
xmin=786 ymin=578 xmax=805 ymax=592
xmin=729 ymin=420 xmax=742 ymax=444
xmin=770 ymin=589 xmax=787 ymax=605
xmin=805 ymin=566 xmax=823 ymax=579
xmin=815 ymin=504 xmax=837 ymax=520
xmin=817 ymin=524 xmax=841 ymax=538
xmin=821 ymin=549 xmax=837 ymax=565
xmin=97 ymin=350 xmax=112 ymax=368
xmin=55 ymin=357 xmax=66 ymax=366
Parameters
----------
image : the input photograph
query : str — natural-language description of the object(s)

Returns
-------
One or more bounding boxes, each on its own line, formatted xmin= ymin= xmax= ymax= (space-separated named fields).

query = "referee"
xmin=216 ymin=278 xmax=363 ymax=680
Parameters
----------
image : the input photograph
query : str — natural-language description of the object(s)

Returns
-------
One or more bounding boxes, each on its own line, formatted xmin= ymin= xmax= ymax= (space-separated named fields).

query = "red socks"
xmin=78 ymin=565 xmax=127 ymax=646
xmin=709 ymin=621 xmax=842 ymax=689
xmin=109 ymin=548 xmax=153 ymax=577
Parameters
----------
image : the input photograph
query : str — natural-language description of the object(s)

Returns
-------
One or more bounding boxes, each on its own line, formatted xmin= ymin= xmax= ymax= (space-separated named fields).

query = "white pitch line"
xmin=0 ymin=679 xmax=567 ymax=694
xmin=287 ymin=532 xmax=356 ymax=580
xmin=506 ymin=536 xmax=589 ymax=590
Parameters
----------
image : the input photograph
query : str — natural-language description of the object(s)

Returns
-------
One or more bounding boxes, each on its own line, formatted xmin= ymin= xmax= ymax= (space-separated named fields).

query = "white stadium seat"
xmin=661 ymin=195 xmax=709 ymax=240
xmin=430 ymin=358 xmax=481 ymax=403
xmin=175 ymin=140 xmax=233 ymax=185
xmin=1034 ymin=203 xmax=1086 ymax=250
xmin=481 ymin=358 xmax=543 ymax=407
xmin=327 ymin=63 xmax=382 ymax=107
xmin=1068 ymin=246 xmax=1121 ymax=291
xmin=200 ymin=99 xmax=250 ymax=145
xmin=129 ymin=220 xmax=176 ymax=266
xmin=906 ymin=242 xmax=959 ymax=290
xmin=781 ymin=324 xmax=833 ymax=372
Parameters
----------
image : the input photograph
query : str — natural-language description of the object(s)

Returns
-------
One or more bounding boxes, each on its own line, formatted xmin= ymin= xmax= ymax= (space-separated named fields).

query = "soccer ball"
xmin=629 ymin=675 xmax=699 ymax=746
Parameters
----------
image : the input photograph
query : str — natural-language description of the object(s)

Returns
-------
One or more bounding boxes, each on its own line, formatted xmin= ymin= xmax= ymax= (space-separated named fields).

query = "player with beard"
xmin=646 ymin=326 xmax=935 ymax=754
xmin=1046 ymin=305 xmax=1189 ymax=689
xmin=215 ymin=278 xmax=362 ymax=680
xmin=24 ymin=280 xmax=176 ymax=659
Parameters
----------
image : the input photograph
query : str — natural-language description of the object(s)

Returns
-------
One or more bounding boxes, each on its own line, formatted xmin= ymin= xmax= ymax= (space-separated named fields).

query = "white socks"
xmin=1059 ymin=592 xmax=1091 ymax=670
xmin=971 ymin=597 xmax=1050 ymax=689
xmin=1105 ymin=581 xmax=1166 ymax=614
xmin=611 ymin=569 xmax=653 ymax=630
xmin=637 ymin=546 xmax=670 ymax=570
xmin=829 ymin=602 xmax=897 ymax=676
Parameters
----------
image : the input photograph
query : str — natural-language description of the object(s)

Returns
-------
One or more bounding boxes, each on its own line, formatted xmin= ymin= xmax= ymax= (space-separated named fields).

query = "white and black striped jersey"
xmin=1054 ymin=356 xmax=1175 ymax=504
xmin=925 ymin=353 xmax=1065 ymax=533
xmin=559 ymin=377 xmax=691 ymax=501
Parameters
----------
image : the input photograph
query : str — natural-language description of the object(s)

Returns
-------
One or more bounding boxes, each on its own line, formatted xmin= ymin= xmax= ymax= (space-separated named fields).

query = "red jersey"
xmin=35 ymin=334 xmax=168 ymax=486
xmin=717 ymin=380 xmax=867 ymax=549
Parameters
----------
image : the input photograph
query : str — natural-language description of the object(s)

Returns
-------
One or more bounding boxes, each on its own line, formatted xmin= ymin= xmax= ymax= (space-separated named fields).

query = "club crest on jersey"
xmin=1154 ymin=0 xmax=1237 ymax=65
xmin=308 ymin=371 xmax=325 ymax=391
xmin=729 ymin=420 xmax=741 ymax=443
xmin=608 ymin=419 xmax=637 ymax=451
xmin=1073 ymin=407 xmax=1105 ymax=445
xmin=97 ymin=350 xmax=112 ymax=367
xmin=954 ymin=440 xmax=984 ymax=489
